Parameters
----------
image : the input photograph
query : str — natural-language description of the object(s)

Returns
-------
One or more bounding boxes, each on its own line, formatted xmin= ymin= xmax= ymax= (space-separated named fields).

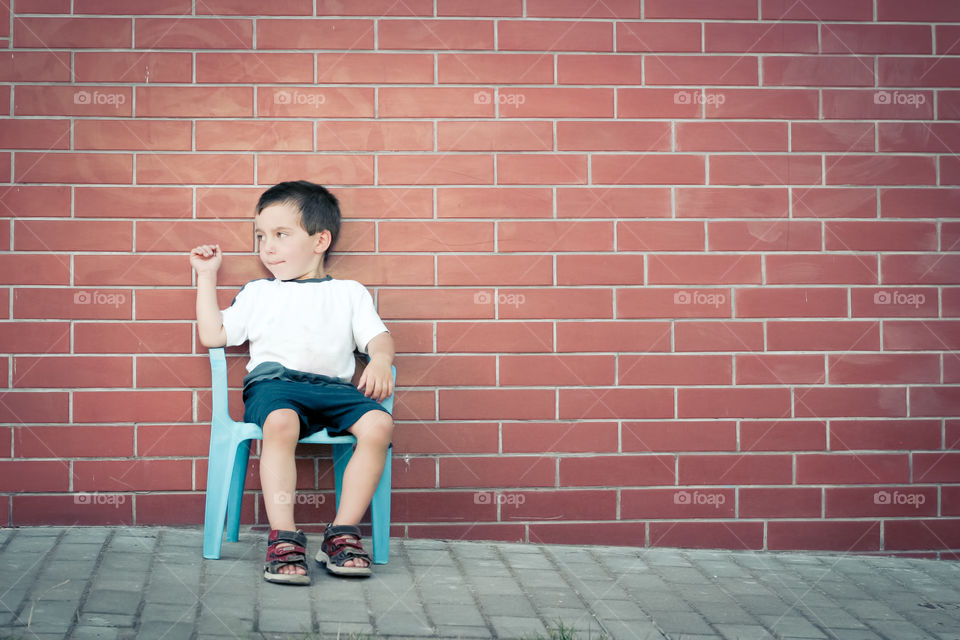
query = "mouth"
xmin=266 ymin=261 xmax=285 ymax=267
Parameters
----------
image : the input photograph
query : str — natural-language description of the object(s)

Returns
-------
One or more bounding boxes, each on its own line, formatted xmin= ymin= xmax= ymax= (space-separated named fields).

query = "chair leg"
xmin=203 ymin=437 xmax=247 ymax=560
xmin=225 ymin=439 xmax=252 ymax=543
xmin=371 ymin=444 xmax=392 ymax=564
xmin=331 ymin=443 xmax=352 ymax=512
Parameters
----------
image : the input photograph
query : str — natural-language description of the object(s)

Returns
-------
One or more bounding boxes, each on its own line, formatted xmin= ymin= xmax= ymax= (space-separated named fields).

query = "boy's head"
xmin=255 ymin=181 xmax=341 ymax=281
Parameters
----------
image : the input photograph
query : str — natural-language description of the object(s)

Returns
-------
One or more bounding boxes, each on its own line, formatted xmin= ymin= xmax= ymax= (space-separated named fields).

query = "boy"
xmin=190 ymin=180 xmax=395 ymax=585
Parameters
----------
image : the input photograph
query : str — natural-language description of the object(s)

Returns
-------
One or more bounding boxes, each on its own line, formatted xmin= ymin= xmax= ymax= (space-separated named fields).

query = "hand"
xmin=357 ymin=357 xmax=394 ymax=403
xmin=190 ymin=244 xmax=222 ymax=275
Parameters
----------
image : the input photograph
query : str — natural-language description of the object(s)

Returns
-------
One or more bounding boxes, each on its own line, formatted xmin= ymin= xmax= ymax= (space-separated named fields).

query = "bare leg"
xmin=260 ymin=408 xmax=304 ymax=576
xmin=333 ymin=409 xmax=393 ymax=568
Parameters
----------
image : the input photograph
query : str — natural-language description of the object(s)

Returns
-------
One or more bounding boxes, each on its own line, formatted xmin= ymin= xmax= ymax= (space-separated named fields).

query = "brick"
xmin=882 ymin=254 xmax=960 ymax=285
xmin=439 ymin=389 xmax=554 ymax=420
xmin=829 ymin=354 xmax=939 ymax=385
xmin=379 ymin=289 xmax=493 ymax=320
xmin=0 ymin=322 xmax=69 ymax=353
xmin=74 ymin=120 xmax=191 ymax=151
xmin=707 ymin=88 xmax=819 ymax=119
xmin=911 ymin=386 xmax=960 ymax=418
xmin=378 ymin=221 xmax=493 ymax=253
xmin=135 ymin=18 xmax=252 ymax=48
xmin=736 ymin=287 xmax=848 ymax=318
xmin=257 ymin=18 xmax=373 ymax=49
xmin=680 ymin=387 xmax=792 ymax=421
xmin=0 ymin=391 xmax=68 ymax=423
xmin=616 ymin=21 xmax=700 ymax=52
xmin=439 ymin=0 xmax=521 ymax=15
xmin=798 ymin=386 xmax=908 ymax=418
xmin=938 ymin=26 xmax=960 ymax=55
xmin=0 ymin=254 xmax=70 ymax=284
xmin=378 ymin=154 xmax=491 ymax=185
xmin=437 ymin=255 xmax=552 ymax=286
xmin=711 ymin=155 xmax=821 ymax=186
xmin=438 ymin=188 xmax=550 ymax=219
xmin=73 ymin=391 xmax=192 ymax=423
xmin=439 ymin=121 xmax=551 ymax=152
xmin=593 ymin=155 xmax=704 ymax=185
xmin=439 ymin=456 xmax=555 ymax=488
xmin=137 ymin=153 xmax=253 ymax=185
xmin=676 ymin=188 xmax=788 ymax=219
xmin=501 ymin=355 xmax=615 ymax=386
xmin=769 ymin=520 xmax=880 ymax=552
xmin=852 ymin=287 xmax=939 ymax=319
xmin=880 ymin=123 xmax=960 ymax=153
xmin=76 ymin=187 xmax=191 ymax=219
xmin=677 ymin=122 xmax=788 ymax=152
xmin=498 ymin=221 xmax=610 ymax=252
xmin=379 ymin=19 xmax=494 ymax=50
xmin=878 ymin=0 xmax=960 ymax=20
xmin=196 ymin=52 xmax=313 ymax=83
xmin=884 ymin=520 xmax=960 ymax=551
xmin=392 ymin=457 xmax=436 ymax=489
xmin=763 ymin=0 xmax=874 ymax=20
xmin=560 ymin=388 xmax=673 ymax=420
xmin=498 ymin=20 xmax=611 ymax=51
xmin=503 ymin=421 xmax=618 ymax=454
xmin=16 ymin=426 xmax=134 ymax=458
xmin=393 ymin=422 xmax=498 ymax=455
xmin=0 ymin=186 xmax=70 ymax=218
xmin=196 ymin=120 xmax=312 ymax=152
xmin=559 ymin=454 xmax=675 ymax=486
xmin=336 ymin=187 xmax=433 ymax=219
xmin=880 ymin=57 xmax=960 ymax=88
xmin=258 ymin=87 xmax=374 ymax=118
xmin=557 ymin=54 xmax=642 ymax=85
xmin=74 ymin=322 xmax=191 ymax=353
xmin=319 ymin=121 xmax=432 ymax=152
xmin=823 ymin=89 xmax=933 ymax=120
xmin=438 ymin=53 xmax=552 ymax=84
xmin=792 ymin=122 xmax=875 ymax=152
xmin=505 ymin=490 xmax=617 ymax=521
xmin=557 ymin=321 xmax=670 ymax=352
xmin=823 ymin=24 xmax=932 ymax=54
xmin=617 ymin=289 xmax=730 ymax=320
xmin=623 ymin=421 xmax=736 ymax=452
xmin=705 ymin=22 xmax=817 ymax=53
xmin=740 ymin=420 xmax=826 ymax=452
xmin=137 ymin=86 xmax=253 ymax=118
xmin=557 ymin=122 xmax=669 ymax=152
xmin=938 ymin=91 xmax=960 ymax=119
xmin=942 ymin=156 xmax=960 ymax=185
xmin=766 ymin=254 xmax=878 ymax=285
xmin=137 ymin=220 xmax=250 ymax=253
xmin=437 ymin=321 xmax=553 ymax=353
xmin=74 ymin=51 xmax=191 ymax=83
xmin=794 ymin=188 xmax=877 ymax=218
xmin=75 ymin=0 xmax=192 ymax=12
xmin=830 ymin=417 xmax=935 ymax=451
xmin=740 ymin=487 xmax=822 ymax=518
xmin=498 ymin=87 xmax=613 ymax=118
xmin=619 ymin=354 xmax=730 ymax=385
xmin=15 ymin=86 xmax=132 ymax=117
xmin=395 ymin=354 xmax=495 ymax=387
xmin=0 ymin=459 xmax=70 ymax=491
xmin=15 ymin=152 xmax=132 ymax=185
xmin=768 ymin=320 xmax=880 ymax=352
xmin=618 ymin=220 xmax=702 ymax=251
xmin=393 ymin=491 xmax=498 ymax=523
xmin=709 ymin=220 xmax=820 ymax=251
xmin=765 ymin=56 xmax=874 ymax=87
xmin=678 ymin=453 xmax=792 ymax=484
xmin=332 ymin=255 xmax=434 ymax=286
xmin=74 ymin=459 xmax=192 ymax=491
xmin=648 ymin=0 xmax=757 ymax=18
xmin=530 ymin=522 xmax=646 ymax=546
xmin=258 ymin=154 xmax=373 ymax=186
xmin=12 ymin=495 xmax=132 ymax=526
xmin=198 ymin=0 xmax=311 ymax=14
xmin=556 ymin=254 xmax=646 ymax=286
xmin=649 ymin=254 xmax=762 ymax=285
xmin=675 ymin=321 xmax=764 ymax=352
xmin=497 ymin=155 xmax=587 ymax=185
xmin=880 ymin=188 xmax=960 ymax=218
xmin=651 ymin=522 xmax=762 ymax=549
xmin=137 ymin=424 xmax=209 ymax=456
xmin=15 ymin=219 xmax=131 ymax=252
xmin=0 ymin=51 xmax=69 ymax=82
xmin=0 ymin=119 xmax=69 ymax=150
xmin=617 ymin=88 xmax=702 ymax=118
xmin=136 ymin=355 xmax=212 ymax=389
xmin=646 ymin=56 xmax=758 ymax=86
xmin=316 ymin=53 xmax=433 ymax=83
xmin=135 ymin=493 xmax=205 ymax=525
xmin=14 ymin=17 xmax=130 ymax=47
xmin=14 ymin=356 xmax=132 ymax=388
xmin=797 ymin=453 xmax=909 ymax=484
xmin=921 ymin=452 xmax=960 ymax=482
xmin=501 ymin=288 xmax=613 ymax=320
xmin=736 ymin=355 xmax=825 ymax=385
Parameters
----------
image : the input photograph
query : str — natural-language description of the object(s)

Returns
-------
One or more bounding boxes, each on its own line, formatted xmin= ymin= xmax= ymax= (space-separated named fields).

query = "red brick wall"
xmin=2 ymin=1 xmax=959 ymax=557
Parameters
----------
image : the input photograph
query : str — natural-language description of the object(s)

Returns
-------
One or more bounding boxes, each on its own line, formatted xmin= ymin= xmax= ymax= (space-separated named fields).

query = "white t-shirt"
xmin=220 ymin=276 xmax=388 ymax=382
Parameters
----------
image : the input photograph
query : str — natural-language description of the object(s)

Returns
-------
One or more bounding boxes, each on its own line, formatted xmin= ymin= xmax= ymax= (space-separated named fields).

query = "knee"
xmin=262 ymin=408 xmax=300 ymax=443
xmin=355 ymin=411 xmax=393 ymax=449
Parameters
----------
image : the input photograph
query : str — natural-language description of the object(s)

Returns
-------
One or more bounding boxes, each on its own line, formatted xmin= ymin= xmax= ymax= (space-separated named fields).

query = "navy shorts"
xmin=242 ymin=364 xmax=390 ymax=438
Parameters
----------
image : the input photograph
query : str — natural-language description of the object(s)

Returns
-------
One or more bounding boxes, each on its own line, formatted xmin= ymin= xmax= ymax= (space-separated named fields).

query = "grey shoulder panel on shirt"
xmin=227 ymin=277 xmax=272 ymax=308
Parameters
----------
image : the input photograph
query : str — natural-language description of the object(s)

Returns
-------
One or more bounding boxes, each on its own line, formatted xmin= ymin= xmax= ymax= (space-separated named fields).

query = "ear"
xmin=313 ymin=229 xmax=332 ymax=254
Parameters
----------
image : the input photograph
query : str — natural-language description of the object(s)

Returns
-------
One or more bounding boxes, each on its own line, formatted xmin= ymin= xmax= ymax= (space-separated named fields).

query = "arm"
xmin=189 ymin=244 xmax=227 ymax=348
xmin=357 ymin=331 xmax=394 ymax=402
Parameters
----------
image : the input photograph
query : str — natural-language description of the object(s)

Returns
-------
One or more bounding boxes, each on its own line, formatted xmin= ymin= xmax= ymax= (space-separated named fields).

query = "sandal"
xmin=263 ymin=529 xmax=310 ymax=585
xmin=315 ymin=524 xmax=373 ymax=577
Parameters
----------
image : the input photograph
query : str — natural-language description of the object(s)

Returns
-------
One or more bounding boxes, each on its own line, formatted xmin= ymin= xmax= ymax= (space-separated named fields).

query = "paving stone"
xmin=487 ymin=615 xmax=547 ymax=638
xmin=71 ymin=626 xmax=121 ymax=640
xmin=432 ymin=625 xmax=493 ymax=638
xmin=715 ymin=624 xmax=776 ymax=640
xmin=256 ymin=607 xmax=313 ymax=633
xmin=646 ymin=610 xmax=714 ymax=635
xmin=758 ymin=614 xmax=827 ymax=638
xmin=424 ymin=603 xmax=486 ymax=627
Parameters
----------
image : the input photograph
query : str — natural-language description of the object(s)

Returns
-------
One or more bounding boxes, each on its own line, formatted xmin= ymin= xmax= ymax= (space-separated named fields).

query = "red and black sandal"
xmin=263 ymin=529 xmax=311 ymax=585
xmin=315 ymin=523 xmax=373 ymax=577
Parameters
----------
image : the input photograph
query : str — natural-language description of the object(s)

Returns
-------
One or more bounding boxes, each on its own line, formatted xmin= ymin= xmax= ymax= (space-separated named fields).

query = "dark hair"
xmin=256 ymin=180 xmax=341 ymax=262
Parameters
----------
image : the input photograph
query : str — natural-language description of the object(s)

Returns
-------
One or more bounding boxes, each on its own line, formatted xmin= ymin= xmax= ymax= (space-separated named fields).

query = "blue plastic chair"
xmin=202 ymin=347 xmax=393 ymax=563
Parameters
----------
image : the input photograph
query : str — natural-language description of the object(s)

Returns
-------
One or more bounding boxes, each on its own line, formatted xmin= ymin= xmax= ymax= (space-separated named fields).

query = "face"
xmin=255 ymin=202 xmax=330 ymax=281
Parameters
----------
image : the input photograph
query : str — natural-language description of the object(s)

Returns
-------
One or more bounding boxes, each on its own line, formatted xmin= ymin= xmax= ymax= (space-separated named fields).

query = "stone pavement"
xmin=0 ymin=527 xmax=958 ymax=639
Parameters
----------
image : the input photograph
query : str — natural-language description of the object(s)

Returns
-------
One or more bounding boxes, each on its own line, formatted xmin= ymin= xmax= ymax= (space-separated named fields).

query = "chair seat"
xmin=202 ymin=347 xmax=393 ymax=563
